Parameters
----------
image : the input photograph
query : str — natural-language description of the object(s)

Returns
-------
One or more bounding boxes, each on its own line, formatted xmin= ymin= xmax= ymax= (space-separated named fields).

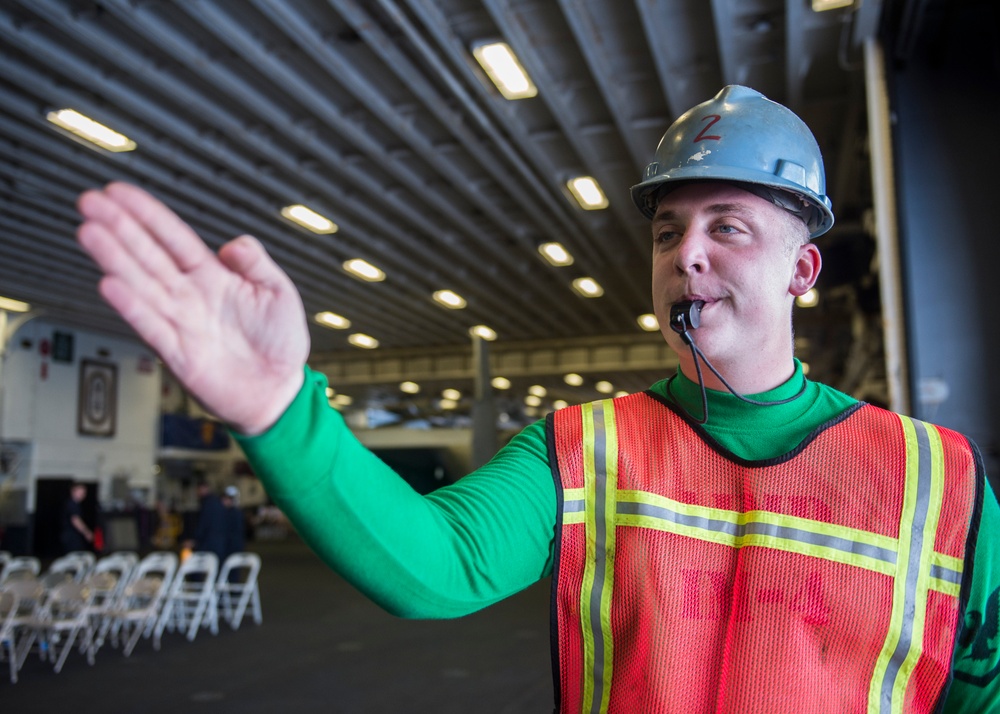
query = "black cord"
xmin=667 ymin=316 xmax=807 ymax=425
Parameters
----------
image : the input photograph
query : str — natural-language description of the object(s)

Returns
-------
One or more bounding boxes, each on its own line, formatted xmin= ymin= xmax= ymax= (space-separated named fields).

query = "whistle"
xmin=669 ymin=300 xmax=704 ymax=334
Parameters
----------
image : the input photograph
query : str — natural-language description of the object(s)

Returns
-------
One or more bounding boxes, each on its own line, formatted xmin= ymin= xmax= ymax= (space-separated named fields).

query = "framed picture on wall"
xmin=78 ymin=360 xmax=118 ymax=438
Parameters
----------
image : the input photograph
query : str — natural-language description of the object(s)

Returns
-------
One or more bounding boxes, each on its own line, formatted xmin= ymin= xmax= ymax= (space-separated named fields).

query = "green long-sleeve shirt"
xmin=235 ymin=361 xmax=999 ymax=711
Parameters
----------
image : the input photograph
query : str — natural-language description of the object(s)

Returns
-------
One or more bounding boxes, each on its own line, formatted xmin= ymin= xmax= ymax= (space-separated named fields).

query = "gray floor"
xmin=3 ymin=539 xmax=554 ymax=713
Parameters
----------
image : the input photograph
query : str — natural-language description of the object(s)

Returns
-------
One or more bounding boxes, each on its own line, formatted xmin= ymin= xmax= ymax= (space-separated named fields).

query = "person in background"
xmin=187 ymin=481 xmax=226 ymax=562
xmin=60 ymin=482 xmax=93 ymax=555
xmin=222 ymin=485 xmax=245 ymax=558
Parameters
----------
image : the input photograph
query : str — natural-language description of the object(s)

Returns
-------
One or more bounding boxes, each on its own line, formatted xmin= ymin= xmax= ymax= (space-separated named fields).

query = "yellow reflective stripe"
xmin=578 ymin=401 xmax=618 ymax=714
xmin=617 ymin=489 xmax=899 ymax=575
xmin=868 ymin=417 xmax=945 ymax=713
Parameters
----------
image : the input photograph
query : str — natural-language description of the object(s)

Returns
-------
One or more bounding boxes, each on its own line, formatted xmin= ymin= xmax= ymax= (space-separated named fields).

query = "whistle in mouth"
xmin=669 ymin=300 xmax=705 ymax=335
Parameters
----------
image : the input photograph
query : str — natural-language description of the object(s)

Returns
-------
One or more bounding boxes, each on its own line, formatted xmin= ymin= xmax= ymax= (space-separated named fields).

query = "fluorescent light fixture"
xmin=802 ymin=362 xmax=811 ymax=376
xmin=564 ymin=373 xmax=584 ymax=387
xmin=433 ymin=290 xmax=467 ymax=309
xmin=314 ymin=311 xmax=351 ymax=329
xmin=491 ymin=377 xmax=511 ymax=390
xmin=812 ymin=0 xmax=854 ymax=11
xmin=566 ymin=176 xmax=609 ymax=210
xmin=46 ymin=109 xmax=136 ymax=152
xmin=572 ymin=277 xmax=604 ymax=298
xmin=343 ymin=259 xmax=385 ymax=282
xmin=348 ymin=333 xmax=379 ymax=349
xmin=528 ymin=385 xmax=547 ymax=398
xmin=469 ymin=325 xmax=497 ymax=341
xmin=471 ymin=41 xmax=538 ymax=100
xmin=553 ymin=400 xmax=568 ymax=410
xmin=538 ymin=242 xmax=574 ymax=267
xmin=332 ymin=394 xmax=353 ymax=406
xmin=614 ymin=391 xmax=629 ymax=398
xmin=325 ymin=387 xmax=335 ymax=398
xmin=595 ymin=381 xmax=614 ymax=394
xmin=0 ymin=296 xmax=31 ymax=312
xmin=439 ymin=398 xmax=458 ymax=410
xmin=441 ymin=388 xmax=462 ymax=401
xmin=524 ymin=395 xmax=542 ymax=407
xmin=795 ymin=288 xmax=819 ymax=308
xmin=281 ymin=204 xmax=338 ymax=234
xmin=637 ymin=314 xmax=659 ymax=331
xmin=400 ymin=381 xmax=420 ymax=394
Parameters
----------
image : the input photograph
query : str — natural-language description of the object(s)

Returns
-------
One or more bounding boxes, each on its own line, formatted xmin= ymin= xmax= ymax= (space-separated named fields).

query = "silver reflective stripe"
xmin=564 ymin=499 xmax=586 ymax=513
xmin=930 ymin=563 xmax=962 ymax=585
xmin=616 ymin=501 xmax=898 ymax=567
xmin=588 ymin=401 xmax=609 ymax=714
xmin=880 ymin=419 xmax=933 ymax=712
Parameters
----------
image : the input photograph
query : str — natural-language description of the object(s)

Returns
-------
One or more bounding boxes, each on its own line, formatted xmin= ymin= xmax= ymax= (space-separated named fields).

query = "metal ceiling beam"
xmin=709 ymin=0 xmax=740 ymax=85
xmin=314 ymin=333 xmax=677 ymax=387
xmin=785 ymin=0 xmax=806 ymax=110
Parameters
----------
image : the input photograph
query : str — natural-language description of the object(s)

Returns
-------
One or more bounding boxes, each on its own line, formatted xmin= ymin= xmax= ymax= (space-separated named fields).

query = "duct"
xmin=784 ymin=0 xmax=806 ymax=109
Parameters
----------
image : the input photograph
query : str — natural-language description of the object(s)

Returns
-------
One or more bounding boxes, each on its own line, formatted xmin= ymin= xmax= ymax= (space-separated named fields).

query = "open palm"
xmin=77 ymin=183 xmax=309 ymax=434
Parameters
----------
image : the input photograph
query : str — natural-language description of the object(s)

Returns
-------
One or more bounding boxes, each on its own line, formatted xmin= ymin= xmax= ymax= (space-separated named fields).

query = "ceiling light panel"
xmin=469 ymin=325 xmax=497 ymax=341
xmin=46 ymin=109 xmax=136 ymax=152
xmin=0 ymin=296 xmax=31 ymax=312
xmin=281 ymin=204 xmax=338 ymax=234
xmin=343 ymin=259 xmax=386 ymax=282
xmin=471 ymin=41 xmax=538 ymax=100
xmin=433 ymin=290 xmax=467 ymax=309
xmin=538 ymin=242 xmax=574 ymax=266
xmin=314 ymin=311 xmax=351 ymax=329
xmin=348 ymin=333 xmax=379 ymax=349
xmin=572 ymin=277 xmax=604 ymax=298
xmin=566 ymin=176 xmax=609 ymax=210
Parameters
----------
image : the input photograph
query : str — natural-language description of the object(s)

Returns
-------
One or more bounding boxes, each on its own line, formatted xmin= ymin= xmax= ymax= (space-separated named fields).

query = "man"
xmin=187 ymin=481 xmax=227 ymax=563
xmin=60 ymin=482 xmax=93 ymax=554
xmin=76 ymin=86 xmax=997 ymax=711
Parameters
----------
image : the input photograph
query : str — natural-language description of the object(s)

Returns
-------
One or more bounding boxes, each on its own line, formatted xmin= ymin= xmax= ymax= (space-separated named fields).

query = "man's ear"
xmin=789 ymin=243 xmax=822 ymax=297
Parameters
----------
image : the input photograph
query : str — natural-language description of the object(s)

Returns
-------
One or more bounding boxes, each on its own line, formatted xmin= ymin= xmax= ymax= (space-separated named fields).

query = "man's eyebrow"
xmin=651 ymin=202 xmax=756 ymax=224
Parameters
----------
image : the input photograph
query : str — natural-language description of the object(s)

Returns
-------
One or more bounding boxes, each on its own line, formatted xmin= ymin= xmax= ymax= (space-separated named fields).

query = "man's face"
xmin=650 ymin=182 xmax=818 ymax=367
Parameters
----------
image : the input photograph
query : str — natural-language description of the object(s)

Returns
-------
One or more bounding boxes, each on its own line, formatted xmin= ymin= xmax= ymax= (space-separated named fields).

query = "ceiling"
xmin=0 ymin=0 xmax=899 ymax=423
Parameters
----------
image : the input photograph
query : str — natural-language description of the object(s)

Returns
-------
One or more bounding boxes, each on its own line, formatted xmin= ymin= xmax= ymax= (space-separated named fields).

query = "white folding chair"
xmin=0 ymin=556 xmax=40 ymax=585
xmin=16 ymin=580 xmax=96 ymax=673
xmin=45 ymin=554 xmax=93 ymax=583
xmin=0 ymin=588 xmax=21 ymax=683
xmin=93 ymin=553 xmax=136 ymax=598
xmin=216 ymin=552 xmax=262 ymax=630
xmin=156 ymin=552 xmax=219 ymax=642
xmin=99 ymin=551 xmax=177 ymax=656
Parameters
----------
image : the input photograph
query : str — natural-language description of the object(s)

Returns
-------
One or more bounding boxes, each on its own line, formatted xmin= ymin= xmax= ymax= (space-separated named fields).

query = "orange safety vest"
xmin=549 ymin=393 xmax=983 ymax=714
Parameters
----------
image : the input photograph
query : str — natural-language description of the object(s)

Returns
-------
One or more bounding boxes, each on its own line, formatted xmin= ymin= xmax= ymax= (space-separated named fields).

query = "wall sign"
xmin=78 ymin=360 xmax=118 ymax=438
xmin=52 ymin=331 xmax=74 ymax=363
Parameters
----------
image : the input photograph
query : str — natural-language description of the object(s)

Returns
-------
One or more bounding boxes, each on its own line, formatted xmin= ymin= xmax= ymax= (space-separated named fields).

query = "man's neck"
xmin=677 ymin=349 xmax=797 ymax=395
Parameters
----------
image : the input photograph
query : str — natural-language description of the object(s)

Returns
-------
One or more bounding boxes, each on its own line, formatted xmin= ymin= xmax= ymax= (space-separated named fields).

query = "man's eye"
xmin=716 ymin=224 xmax=738 ymax=234
xmin=654 ymin=231 xmax=679 ymax=244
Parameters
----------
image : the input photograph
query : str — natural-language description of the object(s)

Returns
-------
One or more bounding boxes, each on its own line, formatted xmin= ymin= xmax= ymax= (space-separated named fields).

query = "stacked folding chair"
xmin=99 ymin=551 xmax=177 ymax=656
xmin=156 ymin=552 xmax=219 ymax=642
xmin=216 ymin=552 xmax=262 ymax=630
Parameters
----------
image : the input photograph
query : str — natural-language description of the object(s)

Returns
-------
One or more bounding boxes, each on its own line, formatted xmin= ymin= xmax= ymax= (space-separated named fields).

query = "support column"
xmin=470 ymin=335 xmax=497 ymax=470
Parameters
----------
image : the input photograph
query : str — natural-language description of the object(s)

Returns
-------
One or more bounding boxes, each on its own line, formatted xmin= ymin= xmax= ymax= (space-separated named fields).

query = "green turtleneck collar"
xmin=647 ymin=359 xmax=859 ymax=462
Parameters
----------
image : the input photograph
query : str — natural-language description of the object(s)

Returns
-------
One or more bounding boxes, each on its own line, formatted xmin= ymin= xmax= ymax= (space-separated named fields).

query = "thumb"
xmin=218 ymin=235 xmax=288 ymax=289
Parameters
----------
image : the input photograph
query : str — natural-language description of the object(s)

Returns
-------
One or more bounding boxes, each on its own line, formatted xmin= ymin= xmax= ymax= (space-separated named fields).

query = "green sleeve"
xmin=943 ymin=477 xmax=1000 ymax=712
xmin=234 ymin=368 xmax=557 ymax=619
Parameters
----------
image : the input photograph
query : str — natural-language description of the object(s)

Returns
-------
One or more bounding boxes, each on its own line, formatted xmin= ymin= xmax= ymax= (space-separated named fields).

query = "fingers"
xmin=217 ymin=235 xmax=292 ymax=291
xmin=98 ymin=276 xmax=180 ymax=367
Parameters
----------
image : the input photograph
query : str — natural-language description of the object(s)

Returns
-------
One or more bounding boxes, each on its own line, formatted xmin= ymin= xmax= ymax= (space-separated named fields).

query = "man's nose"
xmin=673 ymin=230 xmax=709 ymax=275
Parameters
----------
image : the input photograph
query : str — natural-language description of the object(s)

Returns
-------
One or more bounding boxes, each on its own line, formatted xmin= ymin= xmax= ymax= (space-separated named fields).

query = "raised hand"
xmin=77 ymin=182 xmax=309 ymax=435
